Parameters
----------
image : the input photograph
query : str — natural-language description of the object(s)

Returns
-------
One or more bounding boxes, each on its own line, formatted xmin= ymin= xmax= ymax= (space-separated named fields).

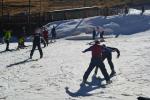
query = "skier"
xmin=141 ymin=6 xmax=145 ymax=15
xmin=124 ymin=5 xmax=129 ymax=15
xmin=92 ymin=28 xmax=96 ymax=40
xmin=3 ymin=28 xmax=12 ymax=51
xmin=30 ymin=27 xmax=43 ymax=59
xmin=51 ymin=26 xmax=56 ymax=42
xmin=17 ymin=26 xmax=26 ymax=49
xmin=82 ymin=40 xmax=111 ymax=84
xmin=100 ymin=31 xmax=104 ymax=39
xmin=42 ymin=27 xmax=49 ymax=46
xmin=94 ymin=44 xmax=120 ymax=77
xmin=17 ymin=36 xmax=25 ymax=49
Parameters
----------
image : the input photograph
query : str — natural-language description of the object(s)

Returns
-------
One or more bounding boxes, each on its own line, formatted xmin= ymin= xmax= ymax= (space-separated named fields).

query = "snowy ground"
xmin=0 ymin=9 xmax=150 ymax=100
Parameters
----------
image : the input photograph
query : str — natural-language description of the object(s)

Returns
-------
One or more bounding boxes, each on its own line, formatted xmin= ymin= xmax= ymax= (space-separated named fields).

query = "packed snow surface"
xmin=0 ymin=8 xmax=150 ymax=100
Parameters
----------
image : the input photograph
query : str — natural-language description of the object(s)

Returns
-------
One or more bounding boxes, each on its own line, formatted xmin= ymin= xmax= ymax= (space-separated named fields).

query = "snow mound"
xmin=45 ymin=9 xmax=150 ymax=38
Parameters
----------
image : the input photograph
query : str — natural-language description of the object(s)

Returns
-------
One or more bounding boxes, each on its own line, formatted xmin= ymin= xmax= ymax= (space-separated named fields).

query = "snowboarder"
xmin=94 ymin=44 xmax=120 ymax=77
xmin=82 ymin=40 xmax=111 ymax=84
xmin=3 ymin=28 xmax=12 ymax=51
xmin=42 ymin=27 xmax=49 ymax=46
xmin=51 ymin=26 xmax=57 ymax=42
xmin=30 ymin=27 xmax=43 ymax=59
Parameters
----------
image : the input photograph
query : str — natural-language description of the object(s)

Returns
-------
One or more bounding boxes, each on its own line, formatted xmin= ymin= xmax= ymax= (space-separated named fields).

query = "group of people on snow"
xmin=0 ymin=26 xmax=57 ymax=59
xmin=30 ymin=26 xmax=57 ymax=59
xmin=1 ymin=24 xmax=120 ymax=85
xmin=92 ymin=26 xmax=105 ymax=40
xmin=82 ymin=40 xmax=120 ymax=84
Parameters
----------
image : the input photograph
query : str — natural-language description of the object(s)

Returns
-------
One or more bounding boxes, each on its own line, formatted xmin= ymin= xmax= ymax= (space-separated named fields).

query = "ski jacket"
xmin=4 ymin=31 xmax=11 ymax=40
xmin=83 ymin=44 xmax=102 ymax=58
xmin=43 ymin=30 xmax=48 ymax=38
xmin=102 ymin=46 xmax=120 ymax=58
xmin=51 ymin=27 xmax=56 ymax=36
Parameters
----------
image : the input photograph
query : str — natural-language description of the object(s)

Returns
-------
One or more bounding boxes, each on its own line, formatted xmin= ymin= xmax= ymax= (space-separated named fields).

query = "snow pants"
xmin=30 ymin=43 xmax=43 ymax=58
xmin=44 ymin=37 xmax=49 ymax=46
xmin=94 ymin=52 xmax=115 ymax=75
xmin=41 ymin=38 xmax=46 ymax=47
xmin=83 ymin=57 xmax=110 ymax=82
xmin=5 ymin=39 xmax=9 ymax=51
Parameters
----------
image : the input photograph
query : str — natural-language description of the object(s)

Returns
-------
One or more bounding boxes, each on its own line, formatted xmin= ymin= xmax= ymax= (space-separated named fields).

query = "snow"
xmin=45 ymin=8 xmax=150 ymax=37
xmin=0 ymin=8 xmax=150 ymax=100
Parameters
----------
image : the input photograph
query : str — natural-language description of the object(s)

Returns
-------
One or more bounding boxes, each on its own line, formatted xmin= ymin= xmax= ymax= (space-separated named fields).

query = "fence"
xmin=0 ymin=6 xmax=123 ymax=35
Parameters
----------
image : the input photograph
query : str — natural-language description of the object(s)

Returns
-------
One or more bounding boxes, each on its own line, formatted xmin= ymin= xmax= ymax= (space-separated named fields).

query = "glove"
xmin=117 ymin=54 xmax=120 ymax=58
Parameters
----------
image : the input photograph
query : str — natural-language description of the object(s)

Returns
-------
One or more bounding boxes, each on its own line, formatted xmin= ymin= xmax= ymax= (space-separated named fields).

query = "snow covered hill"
xmin=0 ymin=9 xmax=150 ymax=100
xmin=45 ymin=9 xmax=150 ymax=38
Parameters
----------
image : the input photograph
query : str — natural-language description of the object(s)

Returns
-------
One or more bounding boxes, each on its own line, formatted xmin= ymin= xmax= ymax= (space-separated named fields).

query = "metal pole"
xmin=40 ymin=0 xmax=42 ymax=25
xmin=28 ymin=0 xmax=31 ymax=33
xmin=1 ymin=0 xmax=3 ymax=16
xmin=1 ymin=0 xmax=4 ymax=28
xmin=83 ymin=0 xmax=86 ymax=7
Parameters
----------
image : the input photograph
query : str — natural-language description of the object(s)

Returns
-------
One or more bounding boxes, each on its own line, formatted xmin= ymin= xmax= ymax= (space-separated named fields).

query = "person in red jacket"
xmin=42 ymin=27 xmax=49 ymax=46
xmin=82 ymin=40 xmax=111 ymax=84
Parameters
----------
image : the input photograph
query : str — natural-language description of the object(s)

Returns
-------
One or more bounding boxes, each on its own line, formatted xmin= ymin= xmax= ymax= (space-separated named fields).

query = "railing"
xmin=0 ymin=6 xmax=123 ymax=35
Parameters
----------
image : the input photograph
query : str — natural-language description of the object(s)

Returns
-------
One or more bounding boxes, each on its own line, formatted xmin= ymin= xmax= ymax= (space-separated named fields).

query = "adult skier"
xmin=141 ymin=6 xmax=145 ymax=15
xmin=94 ymin=44 xmax=120 ymax=77
xmin=124 ymin=5 xmax=129 ymax=15
xmin=51 ymin=26 xmax=56 ymax=42
xmin=82 ymin=40 xmax=111 ymax=84
xmin=30 ymin=27 xmax=43 ymax=59
xmin=92 ymin=28 xmax=96 ymax=40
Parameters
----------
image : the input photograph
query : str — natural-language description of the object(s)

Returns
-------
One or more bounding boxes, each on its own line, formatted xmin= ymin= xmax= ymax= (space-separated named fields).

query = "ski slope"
xmin=0 ymin=9 xmax=150 ymax=100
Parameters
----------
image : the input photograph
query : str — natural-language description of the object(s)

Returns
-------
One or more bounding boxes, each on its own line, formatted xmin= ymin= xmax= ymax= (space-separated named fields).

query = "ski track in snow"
xmin=0 ymin=9 xmax=150 ymax=100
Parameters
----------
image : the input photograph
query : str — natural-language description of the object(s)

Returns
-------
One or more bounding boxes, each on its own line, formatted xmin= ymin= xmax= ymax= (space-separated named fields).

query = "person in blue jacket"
xmin=94 ymin=44 xmax=120 ymax=77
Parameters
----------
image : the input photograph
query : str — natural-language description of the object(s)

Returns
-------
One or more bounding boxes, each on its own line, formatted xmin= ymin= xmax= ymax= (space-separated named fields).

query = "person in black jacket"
xmin=92 ymin=28 xmax=96 ymax=40
xmin=141 ymin=6 xmax=145 ymax=15
xmin=30 ymin=27 xmax=43 ymax=59
xmin=100 ymin=31 xmax=104 ymax=39
xmin=94 ymin=44 xmax=120 ymax=77
xmin=124 ymin=5 xmax=129 ymax=15
xmin=51 ymin=26 xmax=57 ymax=42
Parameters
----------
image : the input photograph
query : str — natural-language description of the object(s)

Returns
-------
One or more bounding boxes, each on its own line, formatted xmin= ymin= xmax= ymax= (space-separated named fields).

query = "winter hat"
xmin=94 ymin=40 xmax=100 ymax=44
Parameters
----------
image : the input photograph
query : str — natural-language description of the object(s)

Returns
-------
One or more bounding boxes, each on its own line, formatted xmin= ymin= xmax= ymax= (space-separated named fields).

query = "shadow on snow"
xmin=0 ymin=49 xmax=18 ymax=54
xmin=7 ymin=58 xmax=38 ymax=68
xmin=65 ymin=75 xmax=105 ymax=97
